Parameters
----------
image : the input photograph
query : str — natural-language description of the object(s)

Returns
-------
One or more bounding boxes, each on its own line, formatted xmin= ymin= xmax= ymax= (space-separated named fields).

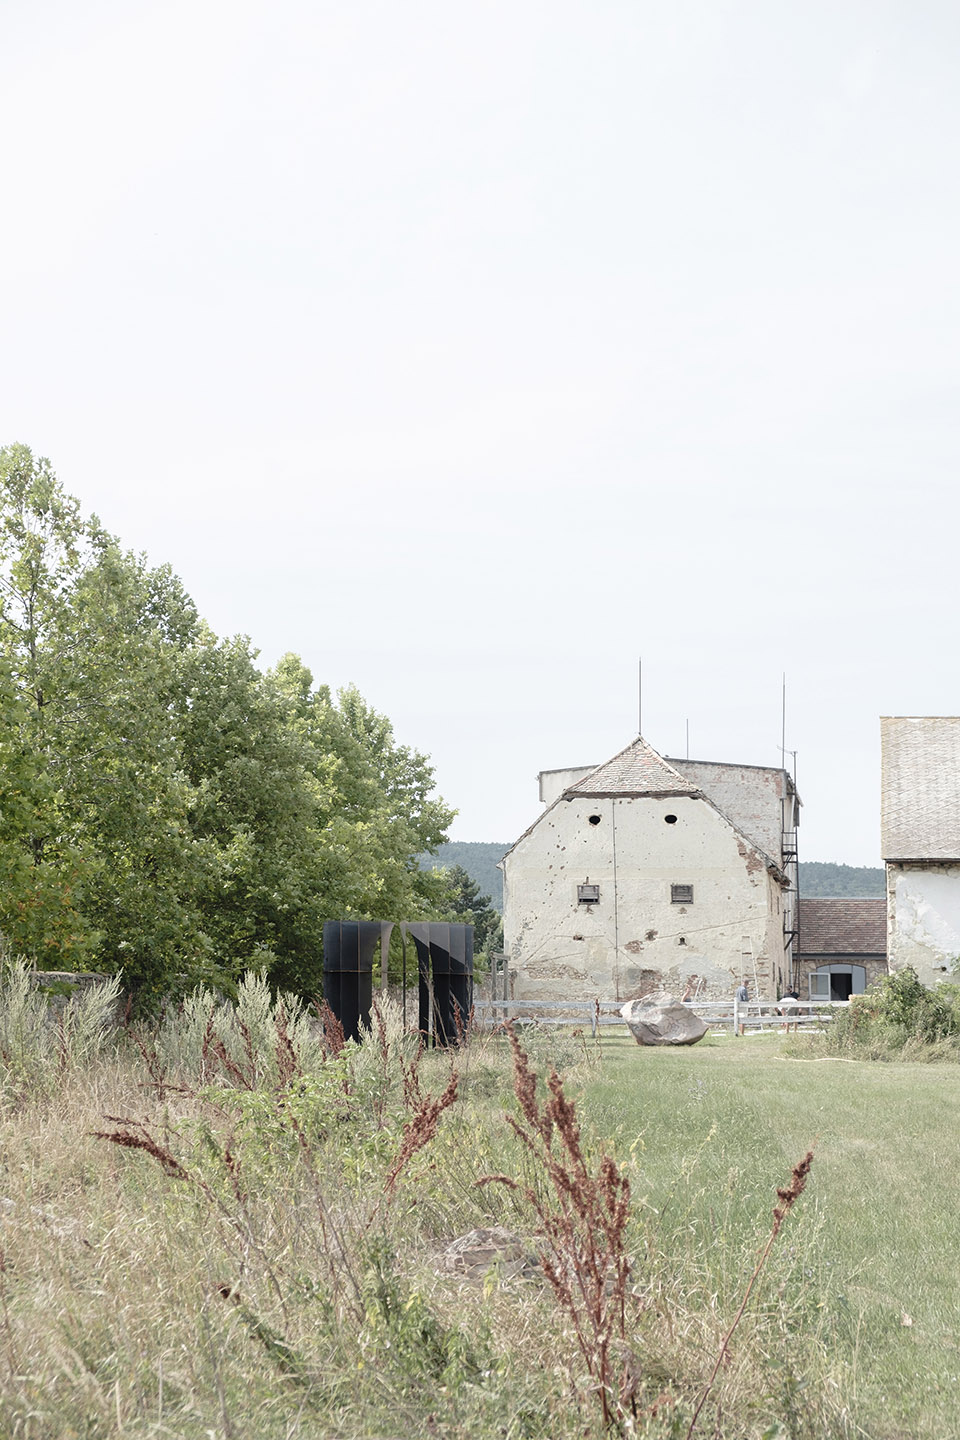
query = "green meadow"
xmin=584 ymin=1032 xmax=960 ymax=1439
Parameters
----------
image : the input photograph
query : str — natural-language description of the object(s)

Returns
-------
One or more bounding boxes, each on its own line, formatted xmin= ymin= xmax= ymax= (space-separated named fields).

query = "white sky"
xmin=3 ymin=1 xmax=959 ymax=865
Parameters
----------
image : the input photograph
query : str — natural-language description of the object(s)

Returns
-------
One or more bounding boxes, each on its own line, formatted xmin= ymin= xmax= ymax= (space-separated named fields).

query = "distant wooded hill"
xmin=420 ymin=847 xmax=886 ymax=911
xmin=798 ymin=862 xmax=885 ymax=896
xmin=419 ymin=842 xmax=510 ymax=909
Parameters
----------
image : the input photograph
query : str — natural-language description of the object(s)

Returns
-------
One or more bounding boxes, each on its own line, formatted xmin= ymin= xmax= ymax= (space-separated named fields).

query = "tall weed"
xmin=156 ymin=970 xmax=326 ymax=1081
xmin=480 ymin=1023 xmax=636 ymax=1429
xmin=0 ymin=957 xmax=120 ymax=1096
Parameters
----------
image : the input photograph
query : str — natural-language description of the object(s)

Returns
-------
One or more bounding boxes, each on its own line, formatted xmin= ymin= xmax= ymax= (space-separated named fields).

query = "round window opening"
xmin=664 ymin=814 xmax=678 ymax=825
xmin=588 ymin=814 xmax=602 ymax=826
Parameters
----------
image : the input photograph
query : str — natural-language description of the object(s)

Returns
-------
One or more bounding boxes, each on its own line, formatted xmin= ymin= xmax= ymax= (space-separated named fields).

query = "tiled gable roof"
xmin=881 ymin=716 xmax=960 ymax=859
xmin=564 ymin=737 xmax=700 ymax=798
xmin=798 ymin=898 xmax=887 ymax=957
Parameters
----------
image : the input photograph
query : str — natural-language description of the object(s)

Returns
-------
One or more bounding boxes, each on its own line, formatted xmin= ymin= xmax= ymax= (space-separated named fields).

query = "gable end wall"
xmin=503 ymin=793 xmax=786 ymax=1001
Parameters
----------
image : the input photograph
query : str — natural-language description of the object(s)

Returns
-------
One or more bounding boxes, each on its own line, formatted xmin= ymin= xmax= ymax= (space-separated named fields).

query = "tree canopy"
xmin=442 ymin=865 xmax=503 ymax=957
xmin=0 ymin=444 xmax=455 ymax=1000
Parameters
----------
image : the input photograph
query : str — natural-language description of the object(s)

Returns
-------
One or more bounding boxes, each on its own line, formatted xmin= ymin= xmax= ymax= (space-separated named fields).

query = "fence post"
xmin=733 ymin=995 xmax=740 ymax=1035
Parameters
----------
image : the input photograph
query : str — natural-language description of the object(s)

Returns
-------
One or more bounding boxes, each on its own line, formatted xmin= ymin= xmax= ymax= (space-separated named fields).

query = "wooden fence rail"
xmin=471 ymin=997 xmax=850 ymax=1037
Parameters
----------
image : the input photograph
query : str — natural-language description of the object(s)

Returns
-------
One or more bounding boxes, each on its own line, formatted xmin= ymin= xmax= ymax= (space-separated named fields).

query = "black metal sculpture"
xmin=406 ymin=921 xmax=474 ymax=1046
xmin=321 ymin=920 xmax=387 ymax=1042
xmin=322 ymin=919 xmax=473 ymax=1045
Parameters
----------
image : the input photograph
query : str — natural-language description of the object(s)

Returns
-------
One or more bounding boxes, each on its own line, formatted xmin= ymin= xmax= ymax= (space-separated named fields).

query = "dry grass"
xmin=0 ymin=983 xmax=841 ymax=1440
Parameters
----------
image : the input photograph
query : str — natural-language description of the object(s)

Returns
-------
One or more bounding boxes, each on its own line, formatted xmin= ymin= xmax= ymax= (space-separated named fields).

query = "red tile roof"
xmin=798 ymin=898 xmax=887 ymax=957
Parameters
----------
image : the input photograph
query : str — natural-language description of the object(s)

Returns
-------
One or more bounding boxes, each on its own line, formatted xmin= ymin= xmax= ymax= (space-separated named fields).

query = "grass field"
xmin=582 ymin=1031 xmax=960 ymax=1439
xmin=0 ymin=983 xmax=957 ymax=1440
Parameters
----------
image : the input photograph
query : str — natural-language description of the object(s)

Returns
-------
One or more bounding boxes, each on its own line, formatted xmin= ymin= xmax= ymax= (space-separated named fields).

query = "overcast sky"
xmin=3 ymin=1 xmax=959 ymax=865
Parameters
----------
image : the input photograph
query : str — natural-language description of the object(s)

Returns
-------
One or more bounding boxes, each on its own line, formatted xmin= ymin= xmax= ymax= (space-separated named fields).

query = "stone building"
xmin=796 ymin=898 xmax=887 ymax=999
xmin=881 ymin=716 xmax=960 ymax=987
xmin=501 ymin=737 xmax=799 ymax=1002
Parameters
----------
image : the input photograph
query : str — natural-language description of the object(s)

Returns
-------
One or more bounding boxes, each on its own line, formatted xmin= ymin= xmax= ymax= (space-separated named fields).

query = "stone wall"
xmin=794 ymin=955 xmax=887 ymax=997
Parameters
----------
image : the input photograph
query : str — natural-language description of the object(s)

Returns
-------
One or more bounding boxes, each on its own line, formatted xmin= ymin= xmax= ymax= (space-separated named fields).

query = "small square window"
xmin=671 ymin=884 xmax=694 ymax=905
xmin=577 ymin=883 xmax=600 ymax=904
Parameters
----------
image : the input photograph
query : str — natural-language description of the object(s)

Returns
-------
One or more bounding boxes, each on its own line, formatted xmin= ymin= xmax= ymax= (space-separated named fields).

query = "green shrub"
xmin=815 ymin=966 xmax=960 ymax=1059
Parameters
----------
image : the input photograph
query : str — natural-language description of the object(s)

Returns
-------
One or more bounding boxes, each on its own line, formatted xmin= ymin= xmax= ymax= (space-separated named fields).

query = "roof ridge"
xmin=564 ymin=736 xmax=700 ymax=798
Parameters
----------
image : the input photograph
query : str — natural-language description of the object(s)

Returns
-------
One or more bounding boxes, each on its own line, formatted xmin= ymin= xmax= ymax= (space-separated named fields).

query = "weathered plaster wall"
xmin=666 ymin=760 xmax=795 ymax=859
xmin=503 ymin=794 xmax=786 ymax=1001
xmin=667 ymin=760 xmax=799 ymax=987
xmin=887 ymin=862 xmax=960 ymax=987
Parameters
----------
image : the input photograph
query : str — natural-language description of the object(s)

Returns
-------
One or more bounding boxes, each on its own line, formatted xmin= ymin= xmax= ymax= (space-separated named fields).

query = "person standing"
xmin=780 ymin=986 xmax=800 ymax=1033
xmin=735 ymin=978 xmax=749 ymax=1036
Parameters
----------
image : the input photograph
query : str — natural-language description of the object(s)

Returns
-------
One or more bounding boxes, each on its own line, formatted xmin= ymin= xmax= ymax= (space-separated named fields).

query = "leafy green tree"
xmin=0 ymin=445 xmax=456 ymax=1000
xmin=418 ymin=842 xmax=507 ymax=911
xmin=171 ymin=636 xmax=330 ymax=994
xmin=334 ymin=683 xmax=455 ymax=915
xmin=441 ymin=864 xmax=503 ymax=956
xmin=0 ymin=656 xmax=93 ymax=964
xmin=0 ymin=444 xmax=212 ymax=992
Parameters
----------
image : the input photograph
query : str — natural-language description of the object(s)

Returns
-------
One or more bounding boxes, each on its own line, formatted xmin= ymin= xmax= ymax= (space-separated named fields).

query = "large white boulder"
xmin=620 ymin=991 xmax=708 ymax=1046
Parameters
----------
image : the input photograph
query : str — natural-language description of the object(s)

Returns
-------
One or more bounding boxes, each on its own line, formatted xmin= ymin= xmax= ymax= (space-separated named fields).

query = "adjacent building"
xmin=881 ymin=716 xmax=960 ymax=987
xmin=796 ymin=897 xmax=887 ymax=999
xmin=502 ymin=737 xmax=799 ymax=1002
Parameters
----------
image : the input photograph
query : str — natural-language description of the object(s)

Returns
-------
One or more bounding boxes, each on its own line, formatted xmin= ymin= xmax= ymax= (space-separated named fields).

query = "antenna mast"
xmin=638 ymin=657 xmax=642 ymax=736
xmin=778 ymin=674 xmax=797 ymax=779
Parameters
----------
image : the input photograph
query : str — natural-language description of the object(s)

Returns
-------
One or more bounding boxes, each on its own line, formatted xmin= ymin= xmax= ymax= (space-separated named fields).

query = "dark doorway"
xmin=808 ymin=964 xmax=866 ymax=1001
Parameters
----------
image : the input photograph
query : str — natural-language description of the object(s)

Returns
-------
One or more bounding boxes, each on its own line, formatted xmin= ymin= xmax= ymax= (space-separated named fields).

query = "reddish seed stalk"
xmin=272 ymin=1001 xmax=302 ymax=1087
xmin=384 ymin=1069 xmax=458 ymax=1196
xmin=93 ymin=1127 xmax=191 ymax=1181
xmin=314 ymin=1001 xmax=346 ymax=1058
xmin=480 ymin=1023 xmax=635 ymax=1428
xmin=400 ymin=1039 xmax=424 ymax=1109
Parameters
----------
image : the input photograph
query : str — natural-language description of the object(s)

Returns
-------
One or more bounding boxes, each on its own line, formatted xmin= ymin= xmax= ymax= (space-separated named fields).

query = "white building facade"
xmin=882 ymin=716 xmax=960 ymax=987
xmin=502 ymin=738 xmax=799 ymax=1002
